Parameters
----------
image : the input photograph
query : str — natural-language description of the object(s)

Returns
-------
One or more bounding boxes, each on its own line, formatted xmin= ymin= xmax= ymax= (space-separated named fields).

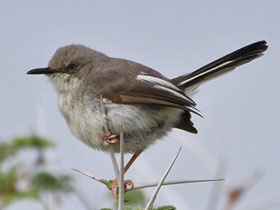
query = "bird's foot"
xmin=104 ymin=132 xmax=118 ymax=146
xmin=111 ymin=179 xmax=134 ymax=198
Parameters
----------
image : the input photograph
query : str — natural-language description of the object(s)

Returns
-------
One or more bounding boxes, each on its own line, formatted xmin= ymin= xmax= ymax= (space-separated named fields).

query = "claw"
xmin=104 ymin=132 xmax=119 ymax=146
xmin=124 ymin=180 xmax=134 ymax=191
xmin=110 ymin=179 xmax=134 ymax=198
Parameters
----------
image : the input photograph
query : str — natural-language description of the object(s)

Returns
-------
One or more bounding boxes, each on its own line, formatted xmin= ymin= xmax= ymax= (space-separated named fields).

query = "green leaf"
xmin=0 ymin=135 xmax=74 ymax=208
xmin=0 ymin=136 xmax=55 ymax=164
xmin=2 ymin=189 xmax=39 ymax=206
xmin=0 ymin=166 xmax=18 ymax=195
xmin=0 ymin=143 xmax=15 ymax=163
xmin=123 ymin=207 xmax=134 ymax=210
xmin=124 ymin=190 xmax=146 ymax=207
xmin=32 ymin=172 xmax=73 ymax=193
xmin=0 ymin=166 xmax=38 ymax=206
xmin=11 ymin=136 xmax=55 ymax=150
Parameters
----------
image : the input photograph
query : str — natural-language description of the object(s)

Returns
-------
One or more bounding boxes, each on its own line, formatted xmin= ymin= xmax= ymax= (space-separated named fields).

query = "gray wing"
xmin=88 ymin=60 xmax=199 ymax=115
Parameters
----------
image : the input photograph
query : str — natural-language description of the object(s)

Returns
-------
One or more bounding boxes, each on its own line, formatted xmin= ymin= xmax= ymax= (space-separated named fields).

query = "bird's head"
xmin=27 ymin=44 xmax=108 ymax=93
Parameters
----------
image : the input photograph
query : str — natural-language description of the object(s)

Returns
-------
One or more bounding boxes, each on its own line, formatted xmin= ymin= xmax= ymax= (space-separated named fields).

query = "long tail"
xmin=171 ymin=41 xmax=268 ymax=93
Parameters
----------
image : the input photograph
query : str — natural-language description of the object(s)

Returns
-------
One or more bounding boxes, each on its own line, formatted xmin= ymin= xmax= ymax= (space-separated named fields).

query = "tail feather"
xmin=172 ymin=41 xmax=268 ymax=90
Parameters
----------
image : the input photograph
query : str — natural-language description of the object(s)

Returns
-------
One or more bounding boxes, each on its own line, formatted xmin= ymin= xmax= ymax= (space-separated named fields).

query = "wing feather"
xmin=88 ymin=63 xmax=199 ymax=115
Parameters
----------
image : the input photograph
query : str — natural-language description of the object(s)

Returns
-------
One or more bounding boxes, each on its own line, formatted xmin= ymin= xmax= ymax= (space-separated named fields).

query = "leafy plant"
xmin=0 ymin=135 xmax=73 ymax=209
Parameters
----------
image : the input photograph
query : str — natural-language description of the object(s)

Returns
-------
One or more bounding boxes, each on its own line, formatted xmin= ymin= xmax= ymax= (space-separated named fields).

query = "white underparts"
xmin=48 ymin=74 xmax=82 ymax=93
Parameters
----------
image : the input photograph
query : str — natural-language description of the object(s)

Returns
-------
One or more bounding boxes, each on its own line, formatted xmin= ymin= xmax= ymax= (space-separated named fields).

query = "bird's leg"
xmin=103 ymin=132 xmax=118 ymax=145
xmin=100 ymin=95 xmax=119 ymax=146
xmin=100 ymin=94 xmax=132 ymax=198
xmin=100 ymin=95 xmax=139 ymax=198
xmin=110 ymin=150 xmax=142 ymax=198
xmin=124 ymin=149 xmax=143 ymax=174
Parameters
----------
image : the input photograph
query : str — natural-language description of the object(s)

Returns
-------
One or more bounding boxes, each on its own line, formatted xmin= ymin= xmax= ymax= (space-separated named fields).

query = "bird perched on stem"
xmin=27 ymin=41 xmax=267 ymax=170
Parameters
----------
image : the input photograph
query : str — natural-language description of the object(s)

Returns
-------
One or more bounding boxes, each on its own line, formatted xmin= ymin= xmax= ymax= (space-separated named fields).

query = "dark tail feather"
xmin=171 ymin=40 xmax=268 ymax=88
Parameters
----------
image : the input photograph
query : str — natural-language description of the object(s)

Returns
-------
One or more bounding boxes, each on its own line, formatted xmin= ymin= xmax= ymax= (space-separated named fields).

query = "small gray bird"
xmin=27 ymin=41 xmax=267 ymax=159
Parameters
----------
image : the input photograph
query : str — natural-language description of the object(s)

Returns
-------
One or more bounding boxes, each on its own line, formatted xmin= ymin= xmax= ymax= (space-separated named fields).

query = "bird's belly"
xmin=106 ymin=104 xmax=183 ymax=153
xmin=58 ymin=95 xmax=182 ymax=153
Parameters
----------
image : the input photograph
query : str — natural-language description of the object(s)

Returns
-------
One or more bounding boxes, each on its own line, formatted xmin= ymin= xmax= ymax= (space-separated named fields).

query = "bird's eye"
xmin=66 ymin=64 xmax=78 ymax=73
xmin=68 ymin=64 xmax=76 ymax=70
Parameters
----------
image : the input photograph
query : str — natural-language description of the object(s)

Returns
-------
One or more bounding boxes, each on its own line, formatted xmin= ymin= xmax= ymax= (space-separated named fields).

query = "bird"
xmin=27 ymin=40 xmax=267 ymax=172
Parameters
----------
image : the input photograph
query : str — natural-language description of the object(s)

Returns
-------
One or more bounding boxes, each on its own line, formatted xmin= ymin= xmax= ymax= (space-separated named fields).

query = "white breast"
xmin=57 ymin=91 xmax=182 ymax=153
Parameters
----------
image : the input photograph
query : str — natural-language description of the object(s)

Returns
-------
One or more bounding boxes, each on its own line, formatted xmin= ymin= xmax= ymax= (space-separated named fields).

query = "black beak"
xmin=27 ymin=67 xmax=60 ymax=75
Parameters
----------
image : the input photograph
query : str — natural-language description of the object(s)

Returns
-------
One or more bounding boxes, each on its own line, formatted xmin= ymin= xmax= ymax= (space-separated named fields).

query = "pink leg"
xmin=124 ymin=150 xmax=143 ymax=174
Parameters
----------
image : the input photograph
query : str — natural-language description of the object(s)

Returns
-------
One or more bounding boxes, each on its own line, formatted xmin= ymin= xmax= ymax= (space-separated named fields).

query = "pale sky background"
xmin=0 ymin=0 xmax=279 ymax=210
